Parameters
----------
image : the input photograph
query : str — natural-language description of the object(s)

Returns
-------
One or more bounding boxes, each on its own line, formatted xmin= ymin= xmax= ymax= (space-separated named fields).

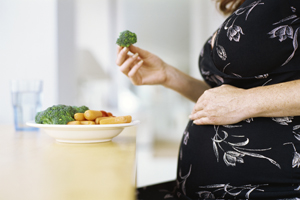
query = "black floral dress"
xmin=137 ymin=0 xmax=300 ymax=199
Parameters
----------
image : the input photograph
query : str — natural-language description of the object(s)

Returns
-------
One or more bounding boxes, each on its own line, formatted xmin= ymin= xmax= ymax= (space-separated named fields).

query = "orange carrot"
xmin=100 ymin=115 xmax=132 ymax=124
xmin=74 ymin=113 xmax=85 ymax=121
xmin=84 ymin=110 xmax=103 ymax=121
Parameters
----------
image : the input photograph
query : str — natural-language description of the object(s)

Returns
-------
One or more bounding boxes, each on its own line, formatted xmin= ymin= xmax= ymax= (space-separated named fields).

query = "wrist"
xmin=162 ymin=64 xmax=177 ymax=88
xmin=243 ymin=87 xmax=265 ymax=119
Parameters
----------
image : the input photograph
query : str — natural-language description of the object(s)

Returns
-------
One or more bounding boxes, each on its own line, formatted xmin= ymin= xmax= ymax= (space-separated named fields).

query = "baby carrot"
xmin=84 ymin=110 xmax=103 ymax=121
xmin=67 ymin=121 xmax=81 ymax=125
xmin=100 ymin=115 xmax=132 ymax=124
xmin=74 ymin=113 xmax=85 ymax=121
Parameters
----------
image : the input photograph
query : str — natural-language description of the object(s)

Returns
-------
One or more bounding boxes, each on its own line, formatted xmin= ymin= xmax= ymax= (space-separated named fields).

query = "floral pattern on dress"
xmin=284 ymin=142 xmax=300 ymax=168
xmin=293 ymin=125 xmax=300 ymax=141
xmin=255 ymin=73 xmax=269 ymax=79
xmin=272 ymin=116 xmax=294 ymax=125
xmin=212 ymin=125 xmax=281 ymax=168
xmin=223 ymin=0 xmax=264 ymax=43
xmin=183 ymin=130 xmax=189 ymax=145
xmin=200 ymin=65 xmax=225 ymax=86
xmin=177 ymin=165 xmax=192 ymax=196
xmin=268 ymin=7 xmax=300 ymax=66
xmin=212 ymin=0 xmax=264 ymax=78
xmin=197 ymin=183 xmax=267 ymax=199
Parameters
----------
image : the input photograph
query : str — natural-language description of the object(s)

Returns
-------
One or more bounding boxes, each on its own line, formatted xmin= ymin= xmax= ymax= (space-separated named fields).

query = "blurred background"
xmin=0 ymin=0 xmax=225 ymax=187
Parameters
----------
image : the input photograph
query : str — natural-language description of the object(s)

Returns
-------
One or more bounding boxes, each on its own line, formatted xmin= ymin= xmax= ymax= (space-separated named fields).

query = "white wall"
xmin=75 ymin=0 xmax=119 ymax=111
xmin=57 ymin=0 xmax=77 ymax=105
xmin=76 ymin=0 xmax=111 ymax=74
xmin=0 ymin=0 xmax=57 ymax=124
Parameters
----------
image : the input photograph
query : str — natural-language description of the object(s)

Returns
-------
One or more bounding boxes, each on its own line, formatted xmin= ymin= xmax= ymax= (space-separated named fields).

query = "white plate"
xmin=26 ymin=120 xmax=140 ymax=143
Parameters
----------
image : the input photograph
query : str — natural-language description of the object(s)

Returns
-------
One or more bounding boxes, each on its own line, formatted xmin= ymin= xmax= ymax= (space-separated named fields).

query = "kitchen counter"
xmin=0 ymin=125 xmax=137 ymax=200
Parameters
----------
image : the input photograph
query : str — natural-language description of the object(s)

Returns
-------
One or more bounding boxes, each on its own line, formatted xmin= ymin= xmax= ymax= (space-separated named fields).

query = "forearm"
xmin=162 ymin=64 xmax=210 ymax=102
xmin=247 ymin=79 xmax=300 ymax=118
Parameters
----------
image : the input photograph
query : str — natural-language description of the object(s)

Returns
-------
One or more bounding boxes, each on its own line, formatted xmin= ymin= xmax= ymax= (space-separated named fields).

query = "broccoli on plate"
xmin=35 ymin=104 xmax=89 ymax=125
xmin=73 ymin=105 xmax=89 ymax=113
xmin=116 ymin=30 xmax=137 ymax=47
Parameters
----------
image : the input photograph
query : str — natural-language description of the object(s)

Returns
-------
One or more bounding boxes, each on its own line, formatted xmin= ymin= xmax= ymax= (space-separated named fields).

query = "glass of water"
xmin=10 ymin=80 xmax=43 ymax=131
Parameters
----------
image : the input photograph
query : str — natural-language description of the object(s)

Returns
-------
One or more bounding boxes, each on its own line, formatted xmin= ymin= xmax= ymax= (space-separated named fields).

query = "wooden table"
xmin=0 ymin=125 xmax=137 ymax=200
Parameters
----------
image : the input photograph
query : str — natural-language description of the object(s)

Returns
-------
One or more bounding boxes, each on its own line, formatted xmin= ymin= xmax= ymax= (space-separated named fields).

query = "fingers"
xmin=189 ymin=111 xmax=217 ymax=125
xmin=116 ymin=47 xmax=129 ymax=66
xmin=117 ymin=46 xmax=123 ymax=54
xmin=119 ymin=53 xmax=140 ymax=75
xmin=116 ymin=45 xmax=145 ymax=80
xmin=192 ymin=117 xmax=212 ymax=125
xmin=189 ymin=102 xmax=210 ymax=124
xmin=189 ymin=110 xmax=206 ymax=121
xmin=191 ymin=101 xmax=204 ymax=114
xmin=128 ymin=60 xmax=143 ymax=77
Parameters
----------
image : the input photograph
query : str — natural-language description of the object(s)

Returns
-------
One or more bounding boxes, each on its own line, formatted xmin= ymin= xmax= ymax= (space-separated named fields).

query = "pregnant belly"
xmin=176 ymin=118 xmax=300 ymax=199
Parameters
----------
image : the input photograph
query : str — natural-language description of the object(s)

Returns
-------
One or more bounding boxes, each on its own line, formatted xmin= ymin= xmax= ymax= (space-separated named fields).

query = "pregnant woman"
xmin=116 ymin=0 xmax=300 ymax=199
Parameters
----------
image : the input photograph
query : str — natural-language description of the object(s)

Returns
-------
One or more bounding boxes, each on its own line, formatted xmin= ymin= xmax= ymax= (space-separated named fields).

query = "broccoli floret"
xmin=35 ymin=104 xmax=80 ymax=125
xmin=116 ymin=30 xmax=137 ymax=47
xmin=72 ymin=105 xmax=89 ymax=113
xmin=35 ymin=111 xmax=43 ymax=124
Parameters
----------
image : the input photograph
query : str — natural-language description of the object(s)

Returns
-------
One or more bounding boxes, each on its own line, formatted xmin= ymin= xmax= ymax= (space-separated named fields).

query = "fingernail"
xmin=123 ymin=47 xmax=128 ymax=52
xmin=193 ymin=120 xmax=200 ymax=124
xmin=138 ymin=60 xmax=143 ymax=65
xmin=133 ymin=53 xmax=139 ymax=58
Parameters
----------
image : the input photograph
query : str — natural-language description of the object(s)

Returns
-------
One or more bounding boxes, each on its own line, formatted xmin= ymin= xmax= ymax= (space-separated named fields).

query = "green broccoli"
xmin=35 ymin=111 xmax=43 ymax=124
xmin=72 ymin=105 xmax=89 ymax=113
xmin=116 ymin=30 xmax=137 ymax=47
xmin=35 ymin=104 xmax=89 ymax=125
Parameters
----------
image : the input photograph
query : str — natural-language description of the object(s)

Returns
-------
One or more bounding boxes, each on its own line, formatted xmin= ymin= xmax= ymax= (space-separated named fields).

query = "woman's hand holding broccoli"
xmin=116 ymin=45 xmax=170 ymax=86
xmin=115 ymin=30 xmax=210 ymax=101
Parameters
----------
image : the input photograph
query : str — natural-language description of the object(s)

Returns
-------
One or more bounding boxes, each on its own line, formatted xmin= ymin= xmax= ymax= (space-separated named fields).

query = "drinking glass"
xmin=10 ymin=80 xmax=43 ymax=131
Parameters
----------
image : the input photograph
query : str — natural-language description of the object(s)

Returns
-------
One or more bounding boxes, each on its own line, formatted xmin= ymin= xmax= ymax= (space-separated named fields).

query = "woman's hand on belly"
xmin=189 ymin=84 xmax=251 ymax=125
xmin=189 ymin=80 xmax=300 ymax=125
